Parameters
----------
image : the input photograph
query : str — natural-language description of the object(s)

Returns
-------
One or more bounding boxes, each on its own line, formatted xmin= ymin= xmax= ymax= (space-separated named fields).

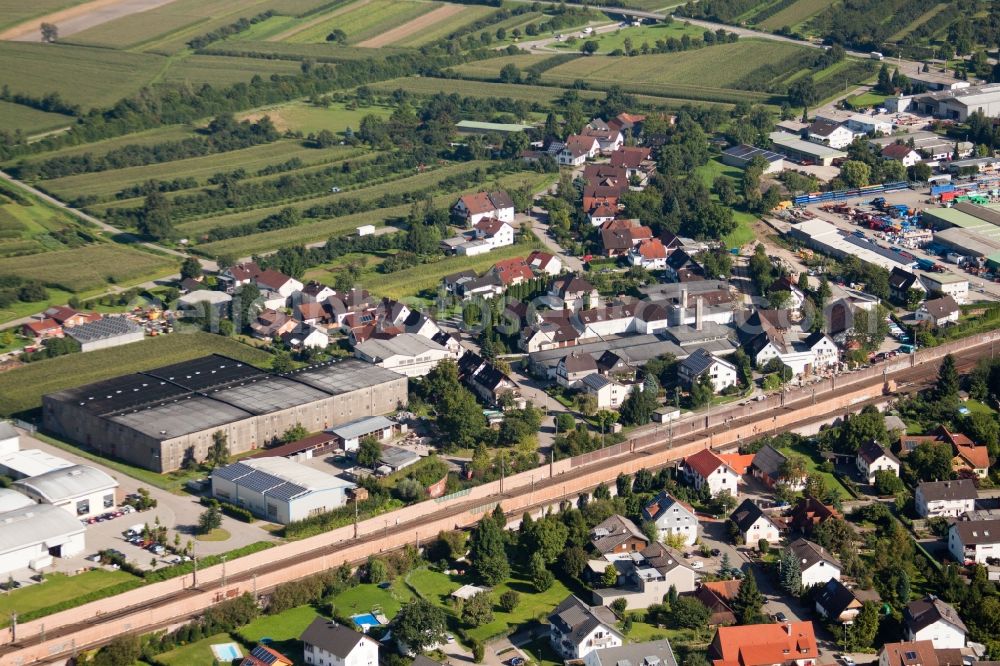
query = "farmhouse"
xmin=43 ymin=355 xmax=408 ymax=473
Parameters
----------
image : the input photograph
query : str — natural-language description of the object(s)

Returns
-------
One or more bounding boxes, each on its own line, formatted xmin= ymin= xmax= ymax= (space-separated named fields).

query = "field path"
xmin=0 ymin=0 xmax=176 ymax=41
xmin=357 ymin=3 xmax=464 ymax=47
xmin=266 ymin=0 xmax=374 ymax=42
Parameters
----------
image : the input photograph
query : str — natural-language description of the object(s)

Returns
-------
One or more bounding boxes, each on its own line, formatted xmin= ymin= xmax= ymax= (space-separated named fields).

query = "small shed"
xmin=451 ymin=584 xmax=487 ymax=600
xmin=357 ymin=225 xmax=376 ymax=236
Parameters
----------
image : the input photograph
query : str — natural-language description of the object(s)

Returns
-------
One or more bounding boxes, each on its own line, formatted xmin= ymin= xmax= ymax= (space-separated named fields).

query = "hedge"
xmin=200 ymin=497 xmax=255 ymax=523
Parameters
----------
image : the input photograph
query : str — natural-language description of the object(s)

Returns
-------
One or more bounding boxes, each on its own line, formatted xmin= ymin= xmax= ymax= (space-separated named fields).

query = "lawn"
xmin=0 ymin=42 xmax=164 ymax=110
xmin=283 ymin=0 xmax=438 ymax=44
xmin=236 ymin=100 xmax=393 ymax=135
xmin=449 ymin=54 xmax=555 ymax=80
xmin=0 ymin=570 xmax=139 ymax=624
xmin=156 ymin=632 xmax=242 ymax=666
xmin=758 ymin=0 xmax=831 ymax=31
xmin=0 ymin=244 xmax=177 ymax=293
xmin=781 ymin=440 xmax=851 ymax=498
xmin=846 ymin=91 xmax=889 ymax=110
xmin=963 ymin=399 xmax=996 ymax=416
xmin=0 ymin=100 xmax=73 ymax=137
xmin=694 ymin=157 xmax=758 ymax=249
xmin=0 ymin=330 xmax=273 ymax=418
xmin=237 ymin=604 xmax=318 ymax=661
xmin=41 ymin=141 xmax=356 ymax=202
xmin=405 ymin=566 xmax=573 ymax=644
xmin=331 ymin=579 xmax=413 ymax=618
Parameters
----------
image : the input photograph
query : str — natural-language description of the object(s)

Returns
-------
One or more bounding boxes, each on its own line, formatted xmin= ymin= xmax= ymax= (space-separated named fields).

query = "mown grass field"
xmin=695 ymin=156 xmax=757 ymax=249
xmin=393 ymin=4 xmax=496 ymax=46
xmin=284 ymin=0 xmax=438 ymax=44
xmin=236 ymin=100 xmax=393 ymax=134
xmin=40 ymin=141 xmax=358 ymax=202
xmin=758 ymin=0 xmax=831 ymax=31
xmin=0 ymin=570 xmax=139 ymax=620
xmin=155 ymin=632 xmax=240 ymax=666
xmin=0 ymin=100 xmax=73 ymax=137
xmin=0 ymin=331 xmax=274 ymax=417
xmin=0 ymin=244 xmax=176 ymax=292
xmin=160 ymin=55 xmax=304 ymax=87
xmin=0 ymin=43 xmax=164 ymax=110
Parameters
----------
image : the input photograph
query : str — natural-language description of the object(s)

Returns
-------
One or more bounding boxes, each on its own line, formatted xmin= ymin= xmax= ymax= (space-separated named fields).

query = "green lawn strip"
xmin=0 ymin=100 xmax=74 ymax=136
xmin=579 ymin=21 xmax=706 ymax=53
xmin=332 ymin=579 xmax=413 ymax=619
xmin=0 ymin=570 xmax=139 ymax=626
xmin=963 ymin=399 xmax=996 ymax=416
xmin=523 ymin=636 xmax=567 ymax=666
xmin=694 ymin=157 xmax=758 ymax=249
xmin=236 ymin=603 xmax=317 ymax=659
xmin=154 ymin=631 xmax=242 ymax=666
xmin=0 ymin=331 xmax=273 ymax=419
xmin=780 ymin=440 xmax=851 ymax=497
xmin=845 ymin=91 xmax=888 ymax=109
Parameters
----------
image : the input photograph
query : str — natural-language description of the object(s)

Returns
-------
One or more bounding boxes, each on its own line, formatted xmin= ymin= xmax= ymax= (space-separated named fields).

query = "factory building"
xmin=43 ymin=355 xmax=408 ymax=473
xmin=0 ymin=503 xmax=86 ymax=576
xmin=787 ymin=219 xmax=916 ymax=271
xmin=14 ymin=465 xmax=119 ymax=519
xmin=894 ymin=84 xmax=1000 ymax=121
xmin=65 ymin=317 xmax=145 ymax=352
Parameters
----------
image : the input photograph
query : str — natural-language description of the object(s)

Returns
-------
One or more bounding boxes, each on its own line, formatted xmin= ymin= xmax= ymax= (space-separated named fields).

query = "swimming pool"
xmin=211 ymin=642 xmax=242 ymax=662
xmin=352 ymin=612 xmax=382 ymax=629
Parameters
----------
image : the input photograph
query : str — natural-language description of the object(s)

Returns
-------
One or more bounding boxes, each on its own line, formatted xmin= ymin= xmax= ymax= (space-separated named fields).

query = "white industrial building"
xmin=14 ymin=465 xmax=119 ymax=519
xmin=354 ymin=333 xmax=458 ymax=377
xmin=0 ymin=422 xmax=18 ymax=454
xmin=328 ymin=415 xmax=399 ymax=453
xmin=0 ymin=489 xmax=33 ymax=513
xmin=212 ymin=457 xmax=356 ymax=524
xmin=65 ymin=317 xmax=145 ymax=352
xmin=0 ymin=449 xmax=73 ymax=480
xmin=0 ymin=503 xmax=86 ymax=575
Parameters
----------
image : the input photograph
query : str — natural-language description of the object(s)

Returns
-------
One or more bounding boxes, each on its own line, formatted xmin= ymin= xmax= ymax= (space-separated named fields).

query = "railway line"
xmin=2 ymin=335 xmax=996 ymax=665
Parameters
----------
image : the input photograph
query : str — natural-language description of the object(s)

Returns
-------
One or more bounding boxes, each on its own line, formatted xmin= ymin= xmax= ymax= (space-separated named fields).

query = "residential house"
xmin=582 ymin=640 xmax=678 ymax=666
xmin=548 ymin=595 xmax=624 ymax=660
xmin=299 ymin=281 xmax=337 ymax=305
xmin=815 ymin=578 xmax=876 ymax=624
xmin=582 ymin=122 xmax=624 ymax=153
xmin=890 ymin=268 xmax=924 ymax=304
xmin=610 ymin=146 xmax=655 ymax=182
xmin=665 ymin=250 xmax=705 ymax=282
xmin=730 ymin=499 xmax=782 ymax=548
xmin=807 ymin=119 xmax=855 ymax=149
xmin=879 ymin=641 xmax=939 ymax=666
xmin=491 ymin=257 xmax=534 ymax=286
xmin=222 ymin=262 xmax=303 ymax=301
xmin=446 ymin=271 xmax=505 ymax=301
xmin=596 ymin=351 xmax=634 ymax=381
xmin=300 ymin=617 xmax=379 ymax=666
xmin=295 ymin=301 xmax=335 ymax=329
xmin=916 ymin=296 xmax=960 ymax=326
xmin=443 ymin=217 xmax=515 ymax=256
xmin=39 ymin=306 xmax=100 ymax=328
xmin=550 ymin=274 xmax=600 ymax=311
xmin=590 ymin=514 xmax=649 ymax=556
xmin=250 ymin=309 xmax=296 ymax=340
xmin=904 ymin=596 xmax=967 ymax=649
xmin=642 ymin=491 xmax=699 ymax=547
xmin=739 ymin=310 xmax=835 ymax=377
xmin=682 ymin=449 xmax=740 ymax=498
xmin=678 ymin=349 xmax=738 ymax=394
xmin=452 ymin=191 xmax=515 ymax=226
xmin=751 ymin=445 xmax=805 ymax=491
xmin=21 ymin=318 xmax=63 ymax=341
xmin=527 ymin=250 xmax=563 ymax=276
xmin=787 ymin=538 xmax=841 ymax=587
xmin=770 ymin=277 xmax=806 ymax=311
xmin=708 ymin=621 xmax=819 ymax=666
xmin=520 ymin=317 xmax=579 ymax=353
xmin=882 ymin=143 xmax=923 ymax=167
xmin=899 ymin=426 xmax=990 ymax=478
xmin=948 ymin=517 xmax=1000 ymax=564
xmin=592 ymin=542 xmax=697 ymax=610
xmin=557 ymin=352 xmax=599 ymax=388
xmin=856 ymin=440 xmax=901 ymax=484
xmin=690 ymin=583 xmax=738 ymax=626
xmin=558 ymin=135 xmax=601 ymax=166
xmin=281 ymin=324 xmax=329 ymax=350
xmin=630 ymin=238 xmax=669 ymax=270
xmin=457 ymin=352 xmax=518 ymax=406
xmin=601 ymin=219 xmax=653 ymax=257
xmin=589 ymin=202 xmax=619 ymax=227
xmin=915 ymin=479 xmax=977 ymax=518
xmin=788 ymin=497 xmax=841 ymax=535
xmin=582 ymin=374 xmax=634 ymax=409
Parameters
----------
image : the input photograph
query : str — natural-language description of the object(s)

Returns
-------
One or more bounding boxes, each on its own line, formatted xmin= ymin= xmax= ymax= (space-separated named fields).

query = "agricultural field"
xmin=159 ymin=54 xmax=305 ymax=86
xmin=0 ymin=0 xmax=91 ymax=32
xmin=757 ymin=0 xmax=831 ymax=31
xmin=0 ymin=43 xmax=164 ymax=110
xmin=236 ymin=100 xmax=393 ymax=134
xmin=0 ymin=243 xmax=177 ymax=292
xmin=0 ymin=180 xmax=96 ymax=258
xmin=0 ymin=101 xmax=74 ymax=137
xmin=449 ymin=54 xmax=559 ymax=80
xmin=39 ymin=141 xmax=359 ymax=202
xmin=392 ymin=4 xmax=496 ymax=47
xmin=0 ymin=331 xmax=274 ymax=418
xmin=553 ymin=20 xmax=706 ymax=53
xmin=3 ymin=125 xmax=199 ymax=169
xmin=199 ymin=40 xmax=409 ymax=61
xmin=283 ymin=0 xmax=439 ymax=45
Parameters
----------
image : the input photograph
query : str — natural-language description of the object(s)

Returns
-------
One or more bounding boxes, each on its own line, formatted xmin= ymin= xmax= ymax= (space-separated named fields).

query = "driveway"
xmin=523 ymin=208 xmax=584 ymax=273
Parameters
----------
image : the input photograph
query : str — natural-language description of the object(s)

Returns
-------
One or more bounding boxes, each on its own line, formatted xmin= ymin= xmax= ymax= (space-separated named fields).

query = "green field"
xmin=283 ymin=0 xmax=438 ymax=44
xmin=0 ymin=331 xmax=274 ymax=417
xmin=236 ymin=100 xmax=393 ymax=134
xmin=0 ymin=43 xmax=163 ymax=110
xmin=0 ymin=100 xmax=73 ymax=137
xmin=332 ymin=579 xmax=413 ymax=617
xmin=200 ymin=40 xmax=409 ymax=62
xmin=237 ymin=604 xmax=317 ymax=660
xmin=449 ymin=54 xmax=559 ymax=79
xmin=0 ymin=243 xmax=176 ymax=292
xmin=156 ymin=632 xmax=241 ymax=666
xmin=41 ymin=141 xmax=357 ymax=202
xmin=556 ymin=21 xmax=706 ymax=53
xmin=0 ymin=570 xmax=139 ymax=621
xmin=159 ymin=55 xmax=305 ymax=87
xmin=394 ymin=4 xmax=497 ymax=47
xmin=695 ymin=157 xmax=757 ymax=249
xmin=758 ymin=0 xmax=832 ymax=31
xmin=0 ymin=0 xmax=90 ymax=31
xmin=5 ymin=125 xmax=198 ymax=169
xmin=888 ymin=3 xmax=948 ymax=41
xmin=0 ymin=180 xmax=94 ymax=257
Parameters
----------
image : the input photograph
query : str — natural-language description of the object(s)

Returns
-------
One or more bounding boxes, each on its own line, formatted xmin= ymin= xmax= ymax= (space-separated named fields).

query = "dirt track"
xmin=357 ymin=2 xmax=464 ymax=47
xmin=0 ymin=0 xmax=176 ymax=41
xmin=266 ymin=0 xmax=374 ymax=42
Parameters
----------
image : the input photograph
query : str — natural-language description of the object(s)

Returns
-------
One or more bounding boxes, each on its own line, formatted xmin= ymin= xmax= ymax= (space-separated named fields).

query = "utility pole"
xmin=221 ymin=555 xmax=227 ymax=589
xmin=10 ymin=612 xmax=15 ymax=643
xmin=193 ymin=554 xmax=198 ymax=588
xmin=253 ymin=572 xmax=257 ymax=597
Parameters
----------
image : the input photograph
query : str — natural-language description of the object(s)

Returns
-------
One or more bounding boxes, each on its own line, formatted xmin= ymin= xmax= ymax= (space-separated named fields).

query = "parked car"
xmin=710 ymin=548 xmax=721 ymax=556
xmin=841 ymin=656 xmax=856 ymax=666
xmin=773 ymin=612 xmax=787 ymax=622
xmin=690 ymin=561 xmax=704 ymax=569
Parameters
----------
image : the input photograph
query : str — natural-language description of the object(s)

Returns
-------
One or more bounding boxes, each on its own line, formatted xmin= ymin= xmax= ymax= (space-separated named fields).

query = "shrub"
xmin=499 ymin=590 xmax=520 ymax=612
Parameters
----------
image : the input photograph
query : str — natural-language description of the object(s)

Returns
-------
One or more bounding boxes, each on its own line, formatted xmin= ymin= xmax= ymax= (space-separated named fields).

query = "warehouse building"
xmin=212 ymin=457 xmax=356 ymax=524
xmin=721 ymin=144 xmax=784 ymax=174
xmin=0 ymin=503 xmax=86 ymax=575
xmin=899 ymin=84 xmax=1000 ymax=121
xmin=0 ymin=449 xmax=72 ymax=480
xmin=0 ymin=422 xmax=18 ymax=454
xmin=328 ymin=415 xmax=401 ymax=453
xmin=65 ymin=317 xmax=145 ymax=352
xmin=787 ymin=219 xmax=916 ymax=271
xmin=43 ymin=355 xmax=409 ymax=473
xmin=14 ymin=465 xmax=119 ymax=519
xmin=0 ymin=489 xmax=33 ymax=513
xmin=768 ymin=132 xmax=846 ymax=167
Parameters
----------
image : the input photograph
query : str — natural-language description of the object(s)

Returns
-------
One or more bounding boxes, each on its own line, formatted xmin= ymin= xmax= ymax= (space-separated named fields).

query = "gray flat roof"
xmin=209 ymin=376 xmax=331 ymax=415
xmin=380 ymin=445 xmax=419 ymax=468
xmin=289 ymin=359 xmax=404 ymax=395
xmin=769 ymin=132 xmax=847 ymax=159
xmin=329 ymin=416 xmax=396 ymax=441
xmin=530 ymin=333 xmax=737 ymax=369
xmin=109 ymin=395 xmax=252 ymax=439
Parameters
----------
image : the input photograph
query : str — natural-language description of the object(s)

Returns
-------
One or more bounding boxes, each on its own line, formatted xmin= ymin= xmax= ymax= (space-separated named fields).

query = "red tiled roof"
xmin=882 ymin=143 xmax=917 ymax=160
xmin=710 ymin=622 xmax=818 ymax=666
xmin=492 ymin=257 xmax=534 ymax=285
xmin=23 ymin=319 xmax=62 ymax=335
xmin=636 ymin=238 xmax=667 ymax=259
xmin=685 ymin=448 xmax=727 ymax=479
xmin=459 ymin=192 xmax=496 ymax=215
xmin=718 ymin=453 xmax=755 ymax=475
xmin=955 ymin=443 xmax=990 ymax=470
xmin=610 ymin=146 xmax=652 ymax=169
xmin=564 ymin=135 xmax=599 ymax=157
xmin=475 ymin=216 xmax=509 ymax=236
xmin=527 ymin=251 xmax=557 ymax=271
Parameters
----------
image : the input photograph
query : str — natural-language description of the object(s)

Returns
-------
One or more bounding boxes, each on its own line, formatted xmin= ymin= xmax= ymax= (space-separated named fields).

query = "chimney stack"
xmin=696 ymin=297 xmax=704 ymax=331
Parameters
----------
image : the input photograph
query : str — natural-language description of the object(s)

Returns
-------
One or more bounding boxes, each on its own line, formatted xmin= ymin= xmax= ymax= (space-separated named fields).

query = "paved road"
xmin=524 ymin=208 xmax=583 ymax=272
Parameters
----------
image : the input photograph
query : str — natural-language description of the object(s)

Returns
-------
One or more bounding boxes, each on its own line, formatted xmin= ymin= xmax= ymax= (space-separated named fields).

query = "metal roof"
xmin=723 ymin=144 xmax=783 ymax=163
xmin=65 ymin=317 xmax=143 ymax=344
xmin=354 ymin=334 xmax=448 ymax=360
xmin=456 ymin=120 xmax=531 ymax=132
xmin=0 ymin=503 xmax=85 ymax=557
xmin=328 ymin=416 xmax=396 ymax=441
xmin=0 ymin=422 xmax=18 ymax=441
xmin=0 ymin=489 xmax=33 ymax=513
xmin=0 ymin=449 xmax=73 ymax=478
xmin=213 ymin=457 xmax=354 ymax=503
xmin=14 ymin=464 xmax=118 ymax=503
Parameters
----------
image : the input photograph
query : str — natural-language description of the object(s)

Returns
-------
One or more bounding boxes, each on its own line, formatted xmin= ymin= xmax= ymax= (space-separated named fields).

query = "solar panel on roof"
xmin=264 ymin=482 xmax=308 ymax=502
xmin=238 ymin=470 xmax=285 ymax=494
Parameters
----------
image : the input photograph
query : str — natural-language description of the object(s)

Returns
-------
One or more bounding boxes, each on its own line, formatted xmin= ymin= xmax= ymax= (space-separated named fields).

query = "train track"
xmin=5 ymin=341 xmax=992 ymax=664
